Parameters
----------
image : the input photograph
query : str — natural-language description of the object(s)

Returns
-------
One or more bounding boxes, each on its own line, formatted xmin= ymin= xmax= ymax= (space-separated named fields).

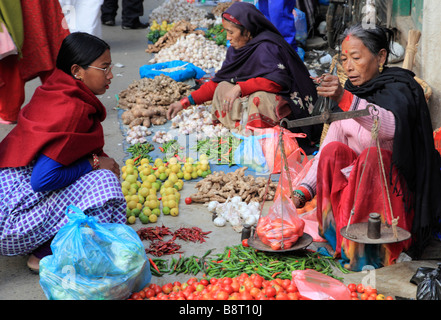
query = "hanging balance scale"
xmin=279 ymin=98 xmax=411 ymax=245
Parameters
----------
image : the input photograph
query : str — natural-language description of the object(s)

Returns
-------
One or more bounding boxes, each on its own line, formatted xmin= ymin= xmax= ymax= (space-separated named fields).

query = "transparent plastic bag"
xmin=256 ymin=196 xmax=305 ymax=250
xmin=39 ymin=205 xmax=151 ymax=300
xmin=232 ymin=131 xmax=271 ymax=173
xmin=292 ymin=269 xmax=352 ymax=300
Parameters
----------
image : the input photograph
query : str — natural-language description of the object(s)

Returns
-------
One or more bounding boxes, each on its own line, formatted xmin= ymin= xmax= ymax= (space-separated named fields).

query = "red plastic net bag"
xmin=250 ymin=126 xmax=307 ymax=174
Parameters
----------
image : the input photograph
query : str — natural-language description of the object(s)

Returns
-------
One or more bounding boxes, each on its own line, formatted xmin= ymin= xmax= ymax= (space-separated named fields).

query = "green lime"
xmin=139 ymin=213 xmax=150 ymax=224
xmin=152 ymin=208 xmax=161 ymax=216
xmin=151 ymin=182 xmax=160 ymax=190
xmin=162 ymin=206 xmax=170 ymax=215
xmin=132 ymin=208 xmax=141 ymax=217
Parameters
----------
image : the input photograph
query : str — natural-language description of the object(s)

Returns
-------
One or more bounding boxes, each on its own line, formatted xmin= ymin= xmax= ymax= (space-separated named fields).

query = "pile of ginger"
xmin=190 ymin=167 xmax=277 ymax=204
xmin=118 ymin=75 xmax=192 ymax=128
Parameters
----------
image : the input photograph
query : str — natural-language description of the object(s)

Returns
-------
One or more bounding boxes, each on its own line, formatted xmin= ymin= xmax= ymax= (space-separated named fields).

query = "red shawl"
xmin=18 ymin=0 xmax=70 ymax=82
xmin=0 ymin=68 xmax=107 ymax=168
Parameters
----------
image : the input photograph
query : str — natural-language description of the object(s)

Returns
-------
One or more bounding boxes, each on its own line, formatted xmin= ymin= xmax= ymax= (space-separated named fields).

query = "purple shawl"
xmin=212 ymin=2 xmax=317 ymax=101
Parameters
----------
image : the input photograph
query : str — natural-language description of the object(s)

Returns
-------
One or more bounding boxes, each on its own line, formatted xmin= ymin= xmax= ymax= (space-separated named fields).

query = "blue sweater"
xmin=31 ymin=154 xmax=93 ymax=192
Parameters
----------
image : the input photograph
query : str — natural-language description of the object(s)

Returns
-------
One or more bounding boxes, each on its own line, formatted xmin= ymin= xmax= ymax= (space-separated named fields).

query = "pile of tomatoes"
xmin=347 ymin=283 xmax=394 ymax=300
xmin=128 ymin=273 xmax=308 ymax=300
xmin=128 ymin=274 xmax=396 ymax=300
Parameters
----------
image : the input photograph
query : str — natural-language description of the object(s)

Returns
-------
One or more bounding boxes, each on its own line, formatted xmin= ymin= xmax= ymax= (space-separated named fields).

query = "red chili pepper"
xmin=149 ymin=258 xmax=160 ymax=274
xmin=159 ymin=147 xmax=164 ymax=152
xmin=133 ymin=155 xmax=141 ymax=164
xmin=228 ymin=249 xmax=231 ymax=258
xmin=272 ymin=271 xmax=282 ymax=278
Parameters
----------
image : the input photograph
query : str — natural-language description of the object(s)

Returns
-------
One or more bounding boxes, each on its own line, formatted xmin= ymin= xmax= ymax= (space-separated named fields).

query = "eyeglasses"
xmin=88 ymin=64 xmax=114 ymax=75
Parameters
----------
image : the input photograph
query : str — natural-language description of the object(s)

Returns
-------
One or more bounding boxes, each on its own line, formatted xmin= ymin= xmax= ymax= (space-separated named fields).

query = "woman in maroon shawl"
xmin=0 ymin=32 xmax=125 ymax=273
xmin=167 ymin=2 xmax=322 ymax=154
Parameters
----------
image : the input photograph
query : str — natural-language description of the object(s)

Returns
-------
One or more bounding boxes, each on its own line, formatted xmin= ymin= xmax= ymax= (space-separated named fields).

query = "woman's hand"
xmin=167 ymin=101 xmax=184 ymax=120
xmin=222 ymin=84 xmax=242 ymax=113
xmin=314 ymin=74 xmax=345 ymax=104
xmin=93 ymin=156 xmax=120 ymax=177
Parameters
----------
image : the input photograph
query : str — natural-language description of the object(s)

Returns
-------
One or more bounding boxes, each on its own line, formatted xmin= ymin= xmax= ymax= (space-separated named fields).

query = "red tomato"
xmin=264 ymin=286 xmax=276 ymax=298
xmin=286 ymin=284 xmax=298 ymax=293
xmin=364 ymin=285 xmax=377 ymax=296
xmin=386 ymin=296 xmax=394 ymax=300
xmin=240 ymin=291 xmax=253 ymax=300
xmin=281 ymin=279 xmax=291 ymax=289
xmin=185 ymin=197 xmax=192 ymax=204
xmin=210 ymin=278 xmax=218 ymax=285
xmin=347 ymin=283 xmax=357 ymax=292
xmin=231 ymin=280 xmax=240 ymax=292
xmin=138 ymin=290 xmax=146 ymax=299
xmin=187 ymin=277 xmax=198 ymax=285
xmin=360 ymin=293 xmax=369 ymax=300
xmin=200 ymin=279 xmax=209 ymax=286
xmin=287 ymin=292 xmax=300 ymax=300
xmin=242 ymin=238 xmax=249 ymax=247
xmin=222 ymin=284 xmax=234 ymax=295
xmin=144 ymin=288 xmax=155 ymax=299
xmin=356 ymin=283 xmax=365 ymax=293
xmin=162 ymin=283 xmax=173 ymax=294
xmin=250 ymin=287 xmax=261 ymax=298
xmin=130 ymin=292 xmax=141 ymax=300
xmin=215 ymin=290 xmax=229 ymax=300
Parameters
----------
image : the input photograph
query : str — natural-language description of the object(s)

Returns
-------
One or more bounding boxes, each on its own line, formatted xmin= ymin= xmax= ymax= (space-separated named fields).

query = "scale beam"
xmin=280 ymin=105 xmax=373 ymax=129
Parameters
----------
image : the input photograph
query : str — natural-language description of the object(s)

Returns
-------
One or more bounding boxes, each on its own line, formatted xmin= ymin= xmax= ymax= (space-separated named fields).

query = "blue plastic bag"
xmin=232 ymin=131 xmax=272 ymax=173
xmin=39 ymin=205 xmax=151 ymax=300
xmin=293 ymin=8 xmax=308 ymax=47
xmin=139 ymin=60 xmax=206 ymax=82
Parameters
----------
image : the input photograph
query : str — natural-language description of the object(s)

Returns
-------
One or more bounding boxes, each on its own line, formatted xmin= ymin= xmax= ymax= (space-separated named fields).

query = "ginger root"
xmin=190 ymin=167 xmax=277 ymax=204
xmin=117 ymin=75 xmax=192 ymax=128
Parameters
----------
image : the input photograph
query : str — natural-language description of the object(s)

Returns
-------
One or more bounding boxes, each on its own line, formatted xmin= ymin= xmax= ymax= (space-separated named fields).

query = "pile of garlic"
xmin=149 ymin=0 xmax=213 ymax=27
xmin=150 ymin=33 xmax=227 ymax=73
xmin=152 ymin=130 xmax=173 ymax=144
xmin=207 ymin=196 xmax=261 ymax=233
xmin=126 ymin=125 xmax=152 ymax=145
xmin=171 ymin=104 xmax=230 ymax=139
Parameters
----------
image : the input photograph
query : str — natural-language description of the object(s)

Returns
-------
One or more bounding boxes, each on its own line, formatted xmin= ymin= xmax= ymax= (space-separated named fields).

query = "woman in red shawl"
xmin=167 ymin=2 xmax=322 ymax=155
xmin=293 ymin=24 xmax=441 ymax=271
xmin=0 ymin=32 xmax=125 ymax=273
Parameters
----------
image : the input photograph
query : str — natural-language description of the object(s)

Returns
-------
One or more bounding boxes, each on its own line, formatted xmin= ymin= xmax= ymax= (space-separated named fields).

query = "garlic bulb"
xmin=213 ymin=216 xmax=226 ymax=227
xmin=152 ymin=33 xmax=227 ymax=73
xmin=206 ymin=201 xmax=219 ymax=213
xmin=211 ymin=199 xmax=261 ymax=232
xmin=126 ymin=125 xmax=152 ymax=145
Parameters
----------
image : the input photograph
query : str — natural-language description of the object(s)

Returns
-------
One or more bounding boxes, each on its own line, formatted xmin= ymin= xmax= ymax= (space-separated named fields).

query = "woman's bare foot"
xmin=27 ymin=254 xmax=40 ymax=273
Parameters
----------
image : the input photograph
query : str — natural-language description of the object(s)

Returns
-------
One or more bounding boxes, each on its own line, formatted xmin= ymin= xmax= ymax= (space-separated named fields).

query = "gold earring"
xmin=379 ymin=64 xmax=384 ymax=73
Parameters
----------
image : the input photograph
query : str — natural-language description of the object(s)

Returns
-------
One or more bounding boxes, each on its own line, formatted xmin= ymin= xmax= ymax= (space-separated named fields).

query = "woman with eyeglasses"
xmin=0 ymin=32 xmax=125 ymax=273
